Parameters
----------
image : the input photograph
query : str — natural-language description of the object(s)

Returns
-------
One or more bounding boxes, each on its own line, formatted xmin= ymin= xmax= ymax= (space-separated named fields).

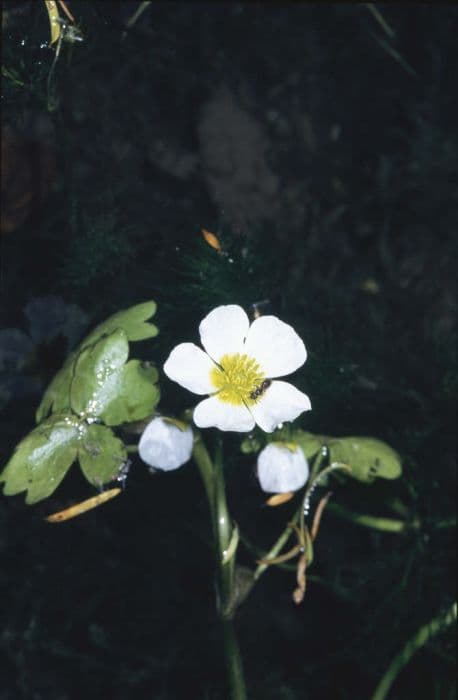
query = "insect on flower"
xmin=249 ymin=379 xmax=272 ymax=401
xmin=164 ymin=305 xmax=311 ymax=433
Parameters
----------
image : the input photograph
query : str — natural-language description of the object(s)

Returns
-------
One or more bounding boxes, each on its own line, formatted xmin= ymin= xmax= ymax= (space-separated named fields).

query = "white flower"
xmin=257 ymin=442 xmax=309 ymax=493
xmin=164 ymin=305 xmax=311 ymax=433
xmin=138 ymin=417 xmax=193 ymax=471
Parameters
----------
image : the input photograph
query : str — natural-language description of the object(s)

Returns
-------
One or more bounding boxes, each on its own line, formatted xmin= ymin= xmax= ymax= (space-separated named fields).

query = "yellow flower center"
xmin=210 ymin=353 xmax=265 ymax=406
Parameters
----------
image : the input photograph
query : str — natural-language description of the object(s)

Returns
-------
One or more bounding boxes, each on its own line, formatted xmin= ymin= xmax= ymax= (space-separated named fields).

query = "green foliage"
xmin=60 ymin=209 xmax=136 ymax=292
xmin=1 ymin=302 xmax=159 ymax=503
xmin=84 ymin=301 xmax=158 ymax=344
xmin=295 ymin=430 xmax=402 ymax=483
xmin=291 ymin=431 xmax=324 ymax=460
xmin=94 ymin=359 xmax=159 ymax=427
xmin=69 ymin=329 xmax=131 ymax=418
xmin=328 ymin=436 xmax=402 ymax=482
xmin=69 ymin=330 xmax=161 ymax=427
xmin=157 ymin=235 xmax=285 ymax=350
xmin=78 ymin=424 xmax=127 ymax=486
xmin=0 ymin=413 xmax=128 ymax=504
xmin=36 ymin=301 xmax=158 ymax=422
xmin=0 ymin=413 xmax=79 ymax=504
xmin=239 ymin=434 xmax=263 ymax=455
xmin=242 ymin=429 xmax=402 ymax=483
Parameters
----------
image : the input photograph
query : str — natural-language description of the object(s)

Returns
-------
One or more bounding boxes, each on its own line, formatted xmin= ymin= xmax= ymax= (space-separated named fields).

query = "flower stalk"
xmin=213 ymin=437 xmax=236 ymax=614
xmin=327 ymin=502 xmax=420 ymax=533
xmin=192 ymin=432 xmax=247 ymax=700
xmin=371 ymin=601 xmax=457 ymax=700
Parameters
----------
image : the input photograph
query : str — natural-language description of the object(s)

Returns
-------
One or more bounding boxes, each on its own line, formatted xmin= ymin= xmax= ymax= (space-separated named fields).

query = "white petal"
xmin=250 ymin=380 xmax=311 ymax=433
xmin=163 ymin=343 xmax=216 ymax=394
xmin=257 ymin=443 xmax=309 ymax=493
xmin=244 ymin=316 xmax=306 ymax=377
xmin=199 ymin=305 xmax=249 ymax=363
xmin=139 ymin=417 xmax=193 ymax=471
xmin=194 ymin=396 xmax=255 ymax=432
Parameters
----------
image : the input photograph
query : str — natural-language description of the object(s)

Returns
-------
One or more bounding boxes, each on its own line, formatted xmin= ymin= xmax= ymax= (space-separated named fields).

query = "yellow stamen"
xmin=210 ymin=353 xmax=265 ymax=406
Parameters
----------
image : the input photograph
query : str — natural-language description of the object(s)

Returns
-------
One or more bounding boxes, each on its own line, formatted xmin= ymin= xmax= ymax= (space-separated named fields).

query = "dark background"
xmin=1 ymin=3 xmax=456 ymax=698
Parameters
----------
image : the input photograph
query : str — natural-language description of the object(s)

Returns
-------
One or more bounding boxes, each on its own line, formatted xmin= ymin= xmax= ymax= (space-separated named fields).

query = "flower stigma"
xmin=210 ymin=353 xmax=265 ymax=406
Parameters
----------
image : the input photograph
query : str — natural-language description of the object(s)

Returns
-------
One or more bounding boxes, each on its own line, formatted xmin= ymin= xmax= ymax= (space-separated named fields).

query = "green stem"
xmin=254 ymin=454 xmax=348 ymax=581
xmin=253 ymin=518 xmax=297 ymax=581
xmin=429 ymin=516 xmax=457 ymax=530
xmin=365 ymin=3 xmax=396 ymax=39
xmin=327 ymin=502 xmax=419 ymax=533
xmin=222 ymin=618 xmax=247 ymax=700
xmin=191 ymin=434 xmax=215 ymax=518
xmin=192 ymin=432 xmax=247 ymax=700
xmin=371 ymin=602 xmax=457 ymax=700
xmin=213 ymin=437 xmax=235 ymax=611
xmin=125 ymin=0 xmax=152 ymax=30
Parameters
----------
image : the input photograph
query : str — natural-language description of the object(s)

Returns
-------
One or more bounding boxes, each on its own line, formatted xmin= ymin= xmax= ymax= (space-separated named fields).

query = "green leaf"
xmin=83 ymin=301 xmax=158 ymax=344
xmin=36 ymin=363 xmax=74 ymax=422
xmin=98 ymin=360 xmax=160 ymax=426
xmin=70 ymin=329 xmax=129 ymax=418
xmin=291 ymin=431 xmax=402 ymax=483
xmin=36 ymin=301 xmax=158 ymax=422
xmin=240 ymin=434 xmax=263 ymax=454
xmin=328 ymin=437 xmax=402 ymax=483
xmin=293 ymin=430 xmax=326 ymax=459
xmin=0 ymin=413 xmax=81 ymax=504
xmin=78 ymin=424 xmax=127 ymax=486
xmin=69 ymin=331 xmax=159 ymax=425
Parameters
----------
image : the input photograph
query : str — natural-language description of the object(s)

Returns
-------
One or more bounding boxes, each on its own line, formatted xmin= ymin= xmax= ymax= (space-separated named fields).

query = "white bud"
xmin=257 ymin=442 xmax=309 ymax=493
xmin=139 ymin=417 xmax=193 ymax=471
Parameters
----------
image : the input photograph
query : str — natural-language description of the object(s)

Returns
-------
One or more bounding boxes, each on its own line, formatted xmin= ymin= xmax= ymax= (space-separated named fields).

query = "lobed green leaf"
xmin=70 ymin=329 xmax=129 ymax=418
xmin=83 ymin=301 xmax=158 ymax=345
xmin=0 ymin=413 xmax=81 ymax=504
xmin=78 ymin=424 xmax=127 ymax=486
xmin=98 ymin=360 xmax=160 ymax=426
xmin=292 ymin=431 xmax=402 ymax=483
xmin=293 ymin=430 xmax=327 ymax=459
xmin=328 ymin=437 xmax=402 ymax=483
xmin=36 ymin=301 xmax=158 ymax=422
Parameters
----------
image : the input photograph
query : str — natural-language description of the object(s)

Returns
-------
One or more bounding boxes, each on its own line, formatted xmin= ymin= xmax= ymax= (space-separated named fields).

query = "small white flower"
xmin=163 ymin=305 xmax=311 ymax=433
xmin=139 ymin=417 xmax=193 ymax=471
xmin=257 ymin=442 xmax=309 ymax=493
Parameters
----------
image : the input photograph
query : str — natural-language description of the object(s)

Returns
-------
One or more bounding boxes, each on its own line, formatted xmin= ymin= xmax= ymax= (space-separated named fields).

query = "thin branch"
xmin=371 ymin=602 xmax=457 ymax=700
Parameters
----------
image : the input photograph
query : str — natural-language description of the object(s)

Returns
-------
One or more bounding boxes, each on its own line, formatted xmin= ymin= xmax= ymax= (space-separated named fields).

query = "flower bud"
xmin=257 ymin=442 xmax=309 ymax=493
xmin=139 ymin=417 xmax=193 ymax=471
